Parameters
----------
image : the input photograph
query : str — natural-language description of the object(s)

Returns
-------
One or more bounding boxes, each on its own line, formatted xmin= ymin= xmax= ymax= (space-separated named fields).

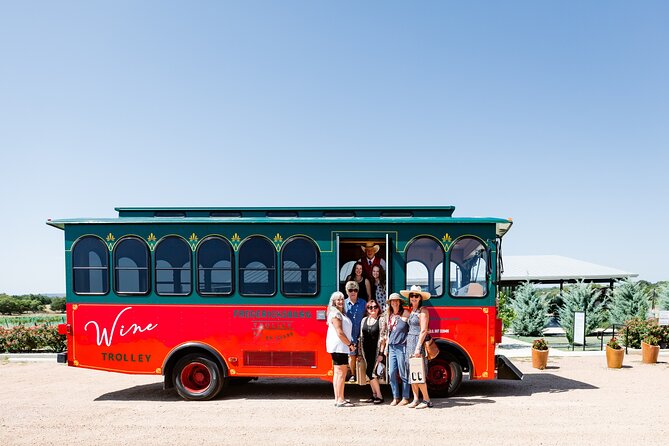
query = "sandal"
xmin=416 ymin=400 xmax=433 ymax=409
xmin=335 ymin=401 xmax=355 ymax=408
xmin=359 ymin=397 xmax=375 ymax=403
xmin=407 ymin=400 xmax=420 ymax=408
xmin=389 ymin=399 xmax=399 ymax=406
xmin=348 ymin=376 xmax=357 ymax=383
xmin=373 ymin=397 xmax=384 ymax=405
xmin=397 ymin=399 xmax=410 ymax=406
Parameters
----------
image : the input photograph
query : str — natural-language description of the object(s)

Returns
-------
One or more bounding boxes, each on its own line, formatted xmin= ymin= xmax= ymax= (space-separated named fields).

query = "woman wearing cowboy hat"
xmin=400 ymin=285 xmax=433 ymax=409
xmin=385 ymin=292 xmax=411 ymax=406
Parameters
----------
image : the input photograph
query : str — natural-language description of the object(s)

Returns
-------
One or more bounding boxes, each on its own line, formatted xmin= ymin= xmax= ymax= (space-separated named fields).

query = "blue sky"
xmin=1 ymin=1 xmax=667 ymax=294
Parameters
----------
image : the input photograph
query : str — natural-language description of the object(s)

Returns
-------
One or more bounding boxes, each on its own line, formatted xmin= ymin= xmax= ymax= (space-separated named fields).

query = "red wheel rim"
xmin=180 ymin=362 xmax=212 ymax=393
xmin=427 ymin=359 xmax=451 ymax=388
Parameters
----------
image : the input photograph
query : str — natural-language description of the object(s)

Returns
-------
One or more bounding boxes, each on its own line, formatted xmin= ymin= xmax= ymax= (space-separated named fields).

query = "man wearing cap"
xmin=344 ymin=280 xmax=367 ymax=382
xmin=359 ymin=242 xmax=386 ymax=280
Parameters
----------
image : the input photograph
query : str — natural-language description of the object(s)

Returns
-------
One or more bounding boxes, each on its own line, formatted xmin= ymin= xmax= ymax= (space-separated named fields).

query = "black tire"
xmin=426 ymin=354 xmax=463 ymax=398
xmin=173 ymin=353 xmax=224 ymax=401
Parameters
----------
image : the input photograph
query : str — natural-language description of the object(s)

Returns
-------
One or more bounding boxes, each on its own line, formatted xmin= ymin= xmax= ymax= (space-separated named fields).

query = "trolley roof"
xmin=47 ymin=206 xmax=513 ymax=237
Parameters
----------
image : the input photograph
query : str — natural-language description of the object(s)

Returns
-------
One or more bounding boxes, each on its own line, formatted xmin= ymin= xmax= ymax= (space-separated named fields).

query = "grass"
xmin=505 ymin=334 xmax=615 ymax=351
xmin=0 ymin=314 xmax=65 ymax=328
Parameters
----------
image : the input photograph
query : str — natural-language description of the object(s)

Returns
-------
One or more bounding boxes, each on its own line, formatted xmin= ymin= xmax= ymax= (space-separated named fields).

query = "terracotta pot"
xmin=606 ymin=345 xmax=624 ymax=368
xmin=641 ymin=341 xmax=660 ymax=364
xmin=531 ymin=348 xmax=549 ymax=370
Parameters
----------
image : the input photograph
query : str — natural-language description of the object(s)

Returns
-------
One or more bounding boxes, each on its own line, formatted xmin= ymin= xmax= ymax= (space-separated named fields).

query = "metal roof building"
xmin=500 ymin=255 xmax=637 ymax=290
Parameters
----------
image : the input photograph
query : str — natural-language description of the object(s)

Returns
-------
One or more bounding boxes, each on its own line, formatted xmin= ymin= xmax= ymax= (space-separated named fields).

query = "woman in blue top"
xmin=401 ymin=285 xmax=433 ymax=409
xmin=385 ymin=292 xmax=411 ymax=406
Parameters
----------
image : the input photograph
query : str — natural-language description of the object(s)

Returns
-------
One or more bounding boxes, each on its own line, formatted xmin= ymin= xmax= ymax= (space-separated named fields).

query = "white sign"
xmin=573 ymin=311 xmax=586 ymax=345
xmin=659 ymin=311 xmax=669 ymax=326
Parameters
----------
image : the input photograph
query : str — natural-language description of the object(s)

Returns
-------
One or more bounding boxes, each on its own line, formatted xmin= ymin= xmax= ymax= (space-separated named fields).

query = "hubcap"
xmin=180 ymin=362 xmax=212 ymax=393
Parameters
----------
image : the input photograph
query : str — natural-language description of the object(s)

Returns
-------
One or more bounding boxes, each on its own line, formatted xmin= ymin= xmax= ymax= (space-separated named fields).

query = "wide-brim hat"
xmin=387 ymin=293 xmax=405 ymax=303
xmin=361 ymin=242 xmax=380 ymax=254
xmin=400 ymin=285 xmax=431 ymax=301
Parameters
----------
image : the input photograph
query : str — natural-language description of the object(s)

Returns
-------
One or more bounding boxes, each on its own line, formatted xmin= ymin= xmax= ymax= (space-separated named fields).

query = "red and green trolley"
xmin=48 ymin=206 xmax=522 ymax=400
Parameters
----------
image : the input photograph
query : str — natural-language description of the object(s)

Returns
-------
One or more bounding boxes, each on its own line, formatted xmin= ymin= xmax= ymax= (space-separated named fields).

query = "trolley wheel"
xmin=173 ymin=354 xmax=224 ymax=401
xmin=426 ymin=355 xmax=463 ymax=398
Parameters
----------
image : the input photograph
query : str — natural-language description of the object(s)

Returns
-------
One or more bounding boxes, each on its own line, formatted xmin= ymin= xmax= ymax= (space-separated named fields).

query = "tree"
xmin=608 ymin=278 xmax=650 ymax=325
xmin=657 ymin=283 xmax=669 ymax=311
xmin=510 ymin=282 xmax=549 ymax=336
xmin=558 ymin=281 xmax=606 ymax=343
xmin=50 ymin=298 xmax=66 ymax=313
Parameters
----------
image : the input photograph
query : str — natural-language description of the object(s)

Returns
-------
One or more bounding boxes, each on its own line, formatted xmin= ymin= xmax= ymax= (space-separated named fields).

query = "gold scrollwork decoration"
xmin=189 ymin=233 xmax=198 ymax=251
xmin=105 ymin=233 xmax=115 ymax=250
xmin=273 ymin=233 xmax=284 ymax=251
xmin=147 ymin=233 xmax=158 ymax=250
xmin=441 ymin=233 xmax=452 ymax=251
xmin=231 ymin=233 xmax=241 ymax=251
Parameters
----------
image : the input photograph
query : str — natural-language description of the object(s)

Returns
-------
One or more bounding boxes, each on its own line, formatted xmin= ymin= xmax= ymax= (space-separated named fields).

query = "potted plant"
xmin=531 ymin=338 xmax=549 ymax=370
xmin=606 ymin=337 xmax=624 ymax=368
xmin=641 ymin=335 xmax=660 ymax=364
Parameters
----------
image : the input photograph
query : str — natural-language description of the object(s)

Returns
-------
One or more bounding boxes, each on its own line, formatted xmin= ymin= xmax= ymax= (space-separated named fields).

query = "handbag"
xmin=424 ymin=336 xmax=439 ymax=361
xmin=356 ymin=355 xmax=369 ymax=385
xmin=409 ymin=356 xmax=426 ymax=384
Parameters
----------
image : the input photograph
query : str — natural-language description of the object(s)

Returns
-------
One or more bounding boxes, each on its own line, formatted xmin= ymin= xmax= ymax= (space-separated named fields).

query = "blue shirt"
xmin=345 ymin=297 xmax=367 ymax=342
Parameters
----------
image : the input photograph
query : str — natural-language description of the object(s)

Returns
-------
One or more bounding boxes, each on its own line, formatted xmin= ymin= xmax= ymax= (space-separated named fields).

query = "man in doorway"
xmin=359 ymin=242 xmax=386 ymax=279
xmin=344 ymin=280 xmax=366 ymax=383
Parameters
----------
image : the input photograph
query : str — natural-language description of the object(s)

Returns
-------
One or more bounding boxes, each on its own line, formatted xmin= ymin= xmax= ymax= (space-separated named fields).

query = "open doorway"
xmin=338 ymin=238 xmax=389 ymax=312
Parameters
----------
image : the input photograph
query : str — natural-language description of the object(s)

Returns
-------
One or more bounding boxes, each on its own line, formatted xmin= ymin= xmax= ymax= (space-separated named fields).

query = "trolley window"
xmin=197 ymin=236 xmax=233 ymax=296
xmin=281 ymin=237 xmax=319 ymax=296
xmin=72 ymin=236 xmax=109 ymax=295
xmin=239 ymin=237 xmax=276 ymax=296
xmin=155 ymin=236 xmax=192 ymax=296
xmin=113 ymin=237 xmax=150 ymax=295
xmin=449 ymin=237 xmax=488 ymax=298
xmin=405 ymin=237 xmax=444 ymax=297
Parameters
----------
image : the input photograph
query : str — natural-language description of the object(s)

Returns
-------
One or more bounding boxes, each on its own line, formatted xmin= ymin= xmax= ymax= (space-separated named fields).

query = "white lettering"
xmin=84 ymin=307 xmax=158 ymax=347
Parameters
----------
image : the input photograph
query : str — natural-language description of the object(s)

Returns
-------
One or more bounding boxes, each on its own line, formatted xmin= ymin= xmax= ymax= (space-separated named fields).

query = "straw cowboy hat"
xmin=360 ymin=242 xmax=380 ymax=254
xmin=387 ymin=292 xmax=405 ymax=303
xmin=400 ymin=285 xmax=431 ymax=301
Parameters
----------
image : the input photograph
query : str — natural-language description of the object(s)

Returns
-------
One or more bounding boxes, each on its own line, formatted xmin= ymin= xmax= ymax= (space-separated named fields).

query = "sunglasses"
xmin=367 ymin=305 xmax=378 ymax=310
xmin=347 ymin=289 xmax=358 ymax=292
xmin=409 ymin=293 xmax=421 ymax=298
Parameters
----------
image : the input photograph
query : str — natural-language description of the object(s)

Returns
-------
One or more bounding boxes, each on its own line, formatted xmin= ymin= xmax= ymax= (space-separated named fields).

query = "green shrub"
xmin=34 ymin=325 xmax=66 ymax=352
xmin=49 ymin=297 xmax=66 ymax=313
xmin=623 ymin=317 xmax=666 ymax=348
xmin=0 ymin=325 xmax=38 ymax=352
xmin=608 ymin=279 xmax=650 ymax=325
xmin=0 ymin=324 xmax=66 ymax=353
xmin=558 ymin=281 xmax=607 ymax=343
xmin=510 ymin=282 xmax=549 ymax=336
xmin=497 ymin=290 xmax=515 ymax=334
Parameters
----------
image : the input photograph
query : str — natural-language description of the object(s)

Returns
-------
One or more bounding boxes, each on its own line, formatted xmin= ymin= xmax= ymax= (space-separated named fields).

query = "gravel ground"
xmin=1 ymin=353 xmax=668 ymax=445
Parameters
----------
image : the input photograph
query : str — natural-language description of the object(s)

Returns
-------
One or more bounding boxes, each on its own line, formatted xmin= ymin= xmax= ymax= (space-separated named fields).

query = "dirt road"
xmin=1 ymin=354 xmax=668 ymax=445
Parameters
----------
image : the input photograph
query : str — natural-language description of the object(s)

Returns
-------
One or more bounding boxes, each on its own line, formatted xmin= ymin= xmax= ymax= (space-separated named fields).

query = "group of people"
xmin=326 ymin=280 xmax=433 ymax=409
xmin=343 ymin=242 xmax=388 ymax=313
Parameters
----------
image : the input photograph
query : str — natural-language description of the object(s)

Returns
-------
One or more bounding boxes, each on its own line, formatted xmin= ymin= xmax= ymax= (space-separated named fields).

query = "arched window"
xmin=281 ymin=237 xmax=319 ymax=296
xmin=239 ymin=237 xmax=276 ymax=296
xmin=72 ymin=236 xmax=109 ymax=295
xmin=113 ymin=237 xmax=150 ymax=295
xmin=197 ymin=237 xmax=233 ymax=295
xmin=405 ymin=237 xmax=444 ymax=297
xmin=449 ymin=237 xmax=488 ymax=298
xmin=155 ymin=236 xmax=192 ymax=296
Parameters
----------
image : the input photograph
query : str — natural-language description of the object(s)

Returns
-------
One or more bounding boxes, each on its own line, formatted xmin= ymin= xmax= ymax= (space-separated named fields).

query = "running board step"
xmin=495 ymin=355 xmax=523 ymax=380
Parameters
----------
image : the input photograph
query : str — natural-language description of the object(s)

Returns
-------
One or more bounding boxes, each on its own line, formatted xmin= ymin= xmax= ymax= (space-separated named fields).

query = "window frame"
xmin=404 ymin=235 xmax=445 ymax=298
xmin=280 ymin=236 xmax=320 ymax=297
xmin=238 ymin=236 xmax=277 ymax=297
xmin=448 ymin=236 xmax=489 ymax=299
xmin=71 ymin=235 xmax=110 ymax=296
xmin=154 ymin=235 xmax=193 ymax=297
xmin=113 ymin=236 xmax=151 ymax=296
xmin=196 ymin=236 xmax=235 ymax=297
